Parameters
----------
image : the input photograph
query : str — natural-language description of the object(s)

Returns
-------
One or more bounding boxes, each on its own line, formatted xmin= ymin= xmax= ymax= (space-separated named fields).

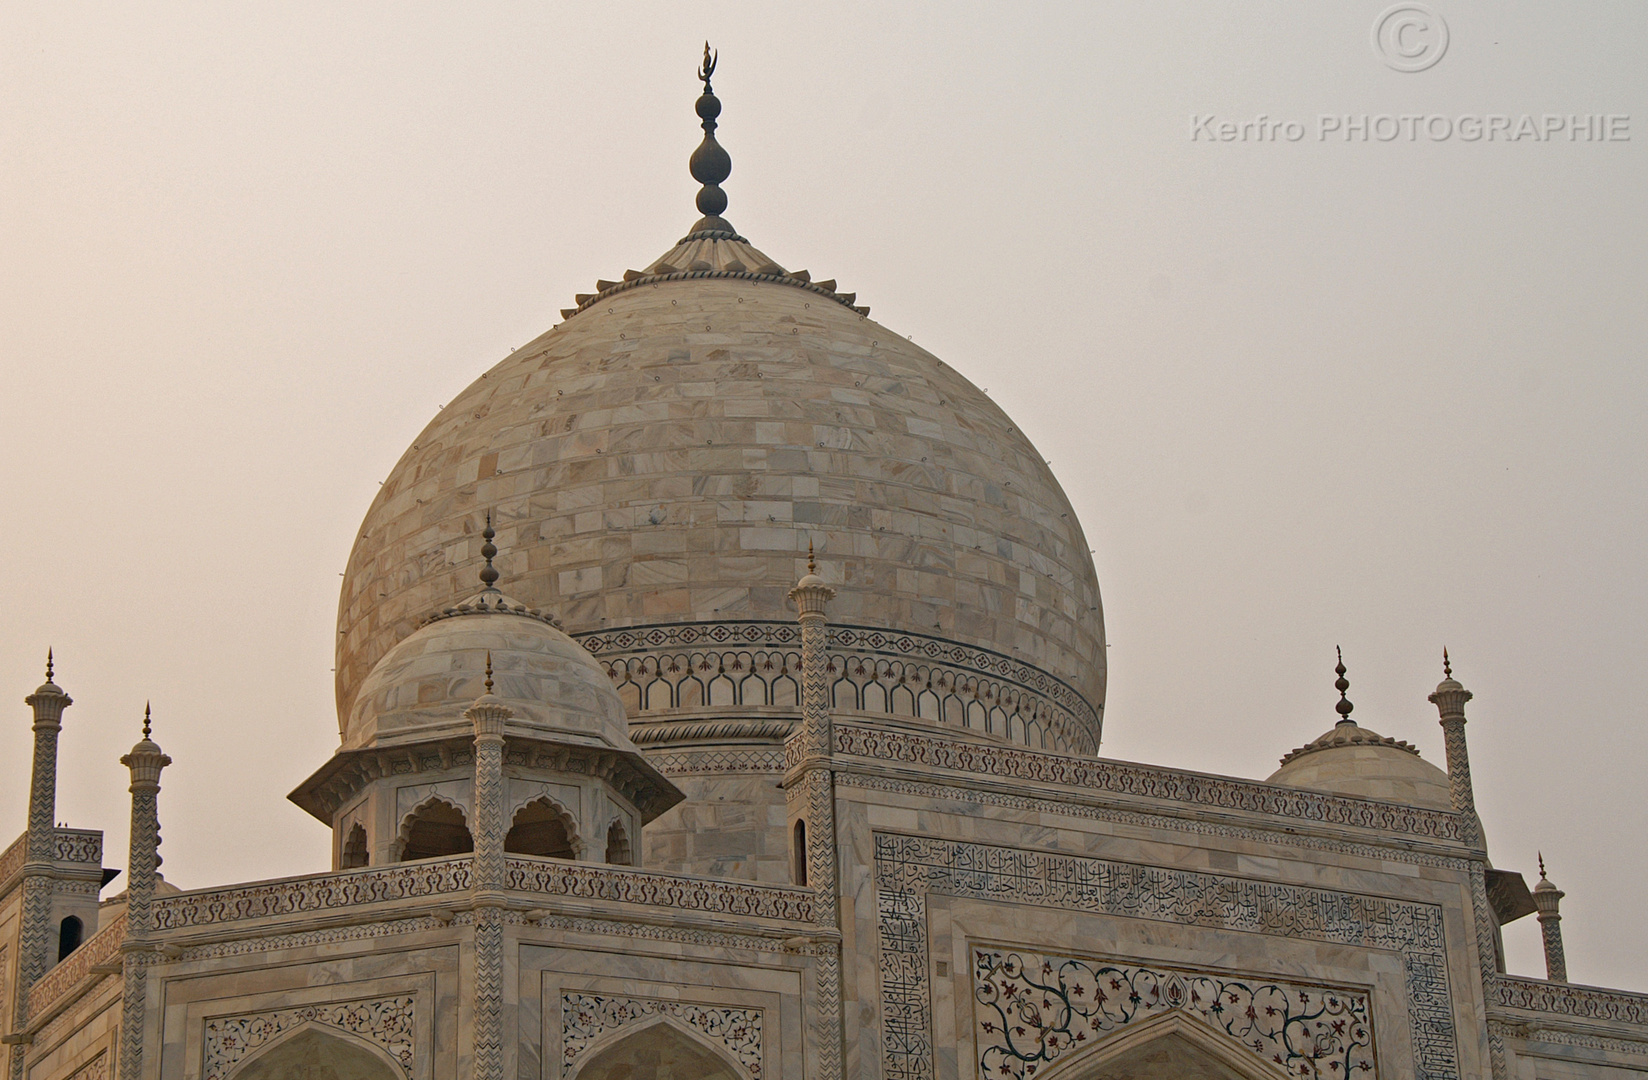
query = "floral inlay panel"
xmin=202 ymin=996 xmax=415 ymax=1080
xmin=875 ymin=834 xmax=1458 ymax=1080
xmin=973 ymin=947 xmax=1376 ymax=1078
xmin=561 ymin=993 xmax=762 ymax=1078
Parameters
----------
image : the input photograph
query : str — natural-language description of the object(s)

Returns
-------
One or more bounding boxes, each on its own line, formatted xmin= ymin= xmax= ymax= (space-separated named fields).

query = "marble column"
xmin=6 ymin=654 xmax=71 ymax=1079
xmin=1533 ymin=860 xmax=1568 ymax=983
xmin=466 ymin=656 xmax=512 ymax=1080
xmin=787 ymin=557 xmax=842 ymax=1080
xmin=1427 ymin=651 xmax=1482 ymax=848
xmin=118 ymin=707 xmax=170 ymax=1080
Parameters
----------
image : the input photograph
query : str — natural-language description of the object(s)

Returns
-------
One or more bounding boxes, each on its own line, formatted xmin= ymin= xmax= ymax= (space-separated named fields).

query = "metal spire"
xmin=143 ymin=701 xmax=152 ymax=739
xmin=480 ymin=512 xmax=500 ymax=590
xmin=689 ymin=42 xmax=734 ymax=235
xmin=808 ymin=539 xmax=816 ymax=575
xmin=1443 ymin=646 xmax=1452 ymax=680
xmin=1538 ymin=852 xmax=1547 ymax=880
xmin=1334 ymin=646 xmax=1355 ymax=725
xmin=485 ymin=651 xmax=494 ymax=695
xmin=45 ymin=647 xmax=53 ymax=683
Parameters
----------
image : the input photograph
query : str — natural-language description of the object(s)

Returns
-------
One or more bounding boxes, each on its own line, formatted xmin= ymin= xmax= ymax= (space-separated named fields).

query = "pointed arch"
xmin=225 ymin=1023 xmax=407 ymax=1080
xmin=571 ymin=1013 xmax=749 ymax=1080
xmin=341 ymin=823 xmax=369 ymax=869
xmin=505 ymin=796 xmax=581 ymax=859
xmin=395 ymin=796 xmax=471 ymax=862
xmin=1033 ymin=1009 xmax=1289 ymax=1080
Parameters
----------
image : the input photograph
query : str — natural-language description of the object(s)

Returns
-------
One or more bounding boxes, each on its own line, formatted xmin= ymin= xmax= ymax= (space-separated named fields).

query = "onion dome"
xmin=334 ymin=51 xmax=1107 ymax=752
xmin=1268 ymin=649 xmax=1452 ymax=810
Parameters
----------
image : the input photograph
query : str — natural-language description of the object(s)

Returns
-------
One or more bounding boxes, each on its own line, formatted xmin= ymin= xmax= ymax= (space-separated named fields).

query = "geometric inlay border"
xmin=875 ymin=833 xmax=1458 ymax=1080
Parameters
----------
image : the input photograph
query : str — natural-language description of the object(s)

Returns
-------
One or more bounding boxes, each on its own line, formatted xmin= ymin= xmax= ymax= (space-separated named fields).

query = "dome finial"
xmin=689 ymin=43 xmax=734 ymax=236
xmin=1442 ymin=646 xmax=1452 ymax=680
xmin=479 ymin=511 xmax=500 ymax=591
xmin=1538 ymin=851 xmax=1548 ymax=880
xmin=143 ymin=701 xmax=152 ymax=740
xmin=45 ymin=647 xmax=53 ymax=683
xmin=1334 ymin=646 xmax=1355 ymax=725
xmin=485 ymin=650 xmax=494 ymax=695
xmin=808 ymin=538 xmax=816 ymax=575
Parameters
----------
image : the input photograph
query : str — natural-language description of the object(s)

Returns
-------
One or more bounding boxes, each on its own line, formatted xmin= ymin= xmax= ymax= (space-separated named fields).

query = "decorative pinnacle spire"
xmin=808 ymin=539 xmax=816 ymax=575
xmin=485 ymin=651 xmax=494 ymax=695
xmin=479 ymin=512 xmax=499 ymax=590
xmin=142 ymin=701 xmax=152 ymax=739
xmin=1538 ymin=852 xmax=1547 ymax=880
xmin=689 ymin=43 xmax=734 ymax=234
xmin=1334 ymin=646 xmax=1355 ymax=724
xmin=1443 ymin=647 xmax=1452 ymax=680
xmin=45 ymin=647 xmax=54 ymax=682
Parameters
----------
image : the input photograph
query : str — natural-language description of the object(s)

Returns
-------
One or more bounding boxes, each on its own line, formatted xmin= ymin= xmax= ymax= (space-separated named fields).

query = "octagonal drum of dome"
xmin=338 ymin=271 xmax=1106 ymax=755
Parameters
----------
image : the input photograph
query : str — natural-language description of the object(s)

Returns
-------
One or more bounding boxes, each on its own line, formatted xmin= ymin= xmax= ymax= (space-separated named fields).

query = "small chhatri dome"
xmin=1268 ymin=649 xmax=1452 ymax=810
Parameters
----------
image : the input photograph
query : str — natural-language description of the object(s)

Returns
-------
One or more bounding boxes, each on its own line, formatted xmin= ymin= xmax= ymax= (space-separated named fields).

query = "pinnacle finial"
xmin=699 ymin=41 xmax=717 ymax=92
xmin=485 ymin=650 xmax=494 ymax=695
xmin=1443 ymin=646 xmax=1452 ymax=680
xmin=1334 ymin=646 xmax=1354 ymax=724
xmin=142 ymin=701 xmax=151 ymax=739
xmin=45 ymin=647 xmax=54 ymax=682
xmin=688 ymin=43 xmax=734 ymax=234
xmin=808 ymin=539 xmax=816 ymax=575
xmin=479 ymin=512 xmax=500 ymax=590
xmin=1538 ymin=852 xmax=1547 ymax=880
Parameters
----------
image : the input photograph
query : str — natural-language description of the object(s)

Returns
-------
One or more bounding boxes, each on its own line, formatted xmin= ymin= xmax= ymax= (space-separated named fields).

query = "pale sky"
xmin=2 ymin=3 xmax=1644 ymax=990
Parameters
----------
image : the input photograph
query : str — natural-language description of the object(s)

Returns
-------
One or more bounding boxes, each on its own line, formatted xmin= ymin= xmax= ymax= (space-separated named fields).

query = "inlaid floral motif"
xmin=974 ymin=948 xmax=1375 ymax=1078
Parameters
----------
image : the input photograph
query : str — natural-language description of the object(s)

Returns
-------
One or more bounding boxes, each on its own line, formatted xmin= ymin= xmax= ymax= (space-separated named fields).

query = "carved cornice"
xmin=630 ymin=717 xmax=795 ymax=746
xmin=289 ymin=733 xmax=682 ymax=824
xmin=833 ymin=724 xmax=1465 ymax=844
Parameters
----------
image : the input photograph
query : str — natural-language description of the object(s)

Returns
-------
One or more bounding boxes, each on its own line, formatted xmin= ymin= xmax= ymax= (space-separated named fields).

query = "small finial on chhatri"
xmin=143 ymin=701 xmax=152 ymax=740
xmin=1334 ymin=646 xmax=1355 ymax=724
xmin=485 ymin=651 xmax=494 ymax=695
xmin=1443 ymin=646 xmax=1452 ymax=680
xmin=45 ymin=647 xmax=54 ymax=682
xmin=479 ymin=511 xmax=500 ymax=590
xmin=1538 ymin=852 xmax=1547 ymax=880
xmin=808 ymin=539 xmax=816 ymax=575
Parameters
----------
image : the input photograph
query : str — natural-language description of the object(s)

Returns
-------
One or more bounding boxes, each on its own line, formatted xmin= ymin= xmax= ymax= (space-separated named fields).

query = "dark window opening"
xmin=605 ymin=819 xmax=632 ymax=865
xmin=793 ymin=819 xmax=808 ymax=887
xmin=341 ymin=823 xmax=369 ymax=869
xmin=505 ymin=799 xmax=576 ymax=859
xmin=398 ymin=800 xmax=473 ymax=861
xmin=58 ymin=915 xmax=83 ymax=961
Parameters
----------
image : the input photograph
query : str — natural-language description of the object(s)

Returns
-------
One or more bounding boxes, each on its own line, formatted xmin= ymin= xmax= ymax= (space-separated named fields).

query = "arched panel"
xmin=1032 ymin=1010 xmax=1286 ymax=1080
xmin=397 ymin=797 xmax=472 ymax=862
xmin=227 ymin=1025 xmax=406 ymax=1080
xmin=571 ymin=1015 xmax=748 ymax=1080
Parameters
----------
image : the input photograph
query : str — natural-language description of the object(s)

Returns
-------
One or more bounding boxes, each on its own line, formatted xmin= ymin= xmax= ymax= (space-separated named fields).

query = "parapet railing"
xmin=148 ymin=855 xmax=814 ymax=932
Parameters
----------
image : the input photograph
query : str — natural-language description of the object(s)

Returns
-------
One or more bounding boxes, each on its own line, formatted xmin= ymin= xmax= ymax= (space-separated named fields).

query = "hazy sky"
xmin=2 ymin=3 xmax=1643 ymax=990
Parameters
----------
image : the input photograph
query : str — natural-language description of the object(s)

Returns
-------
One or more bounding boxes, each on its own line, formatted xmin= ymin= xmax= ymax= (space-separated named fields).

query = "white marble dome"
xmin=1268 ymin=720 xmax=1453 ymax=811
xmin=343 ymin=594 xmax=636 ymax=755
xmin=335 ymin=230 xmax=1107 ymax=748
